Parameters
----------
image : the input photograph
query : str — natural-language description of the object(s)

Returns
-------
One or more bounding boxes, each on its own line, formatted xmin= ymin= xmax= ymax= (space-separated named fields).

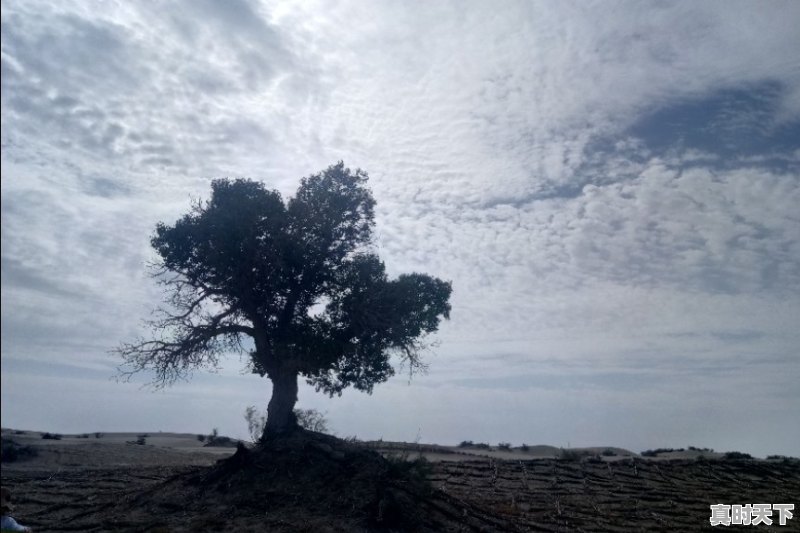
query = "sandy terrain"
xmin=2 ymin=430 xmax=235 ymax=471
xmin=2 ymin=428 xmax=798 ymax=532
xmin=2 ymin=429 xmax=641 ymax=470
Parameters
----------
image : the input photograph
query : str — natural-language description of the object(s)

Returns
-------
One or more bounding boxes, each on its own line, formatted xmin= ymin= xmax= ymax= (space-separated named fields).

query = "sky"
xmin=1 ymin=0 xmax=799 ymax=458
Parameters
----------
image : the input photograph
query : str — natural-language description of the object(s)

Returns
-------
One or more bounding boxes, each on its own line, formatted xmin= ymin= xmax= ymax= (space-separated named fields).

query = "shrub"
xmin=385 ymin=454 xmax=433 ymax=496
xmin=379 ymin=455 xmax=434 ymax=528
xmin=458 ymin=440 xmax=474 ymax=448
xmin=520 ymin=443 xmax=530 ymax=452
xmin=206 ymin=435 xmax=234 ymax=446
xmin=135 ymin=435 xmax=147 ymax=445
xmin=41 ymin=432 xmax=62 ymax=440
xmin=1 ymin=438 xmax=38 ymax=463
xmin=559 ymin=449 xmax=584 ymax=461
xmin=497 ymin=442 xmax=511 ymax=450
xmin=602 ymin=448 xmax=615 ymax=456
xmin=94 ymin=432 xmax=104 ymax=439
xmin=244 ymin=406 xmax=329 ymax=441
xmin=723 ymin=451 xmax=752 ymax=460
xmin=77 ymin=433 xmax=90 ymax=439
xmin=689 ymin=446 xmax=714 ymax=453
xmin=641 ymin=448 xmax=677 ymax=457
xmin=295 ymin=408 xmax=329 ymax=433
xmin=204 ymin=428 xmax=237 ymax=447
xmin=473 ymin=442 xmax=490 ymax=450
xmin=197 ymin=434 xmax=206 ymax=442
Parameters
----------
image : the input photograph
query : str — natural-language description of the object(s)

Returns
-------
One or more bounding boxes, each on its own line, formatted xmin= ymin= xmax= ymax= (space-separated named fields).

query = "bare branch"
xmin=115 ymin=306 xmax=255 ymax=387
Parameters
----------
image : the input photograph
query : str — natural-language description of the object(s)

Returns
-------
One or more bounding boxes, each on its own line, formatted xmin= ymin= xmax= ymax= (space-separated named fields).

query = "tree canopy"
xmin=118 ymin=162 xmax=452 ymax=435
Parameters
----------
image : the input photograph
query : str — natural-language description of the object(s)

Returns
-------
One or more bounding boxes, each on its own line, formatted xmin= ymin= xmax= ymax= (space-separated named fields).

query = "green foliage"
xmin=497 ymin=442 xmax=511 ymax=450
xmin=197 ymin=434 xmax=206 ymax=442
xmin=41 ymin=432 xmax=62 ymax=440
xmin=118 ymin=163 xmax=452 ymax=433
xmin=458 ymin=440 xmax=473 ymax=448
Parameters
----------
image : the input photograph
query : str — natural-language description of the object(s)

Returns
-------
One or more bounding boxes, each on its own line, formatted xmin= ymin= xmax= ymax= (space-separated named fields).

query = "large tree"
xmin=118 ymin=163 xmax=452 ymax=437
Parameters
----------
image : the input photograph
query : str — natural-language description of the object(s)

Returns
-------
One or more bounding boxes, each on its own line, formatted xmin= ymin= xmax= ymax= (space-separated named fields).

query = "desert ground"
xmin=2 ymin=428 xmax=798 ymax=532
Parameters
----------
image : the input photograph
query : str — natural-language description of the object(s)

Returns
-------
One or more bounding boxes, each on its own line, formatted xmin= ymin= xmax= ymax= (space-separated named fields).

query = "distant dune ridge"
xmin=9 ymin=427 xmax=722 ymax=464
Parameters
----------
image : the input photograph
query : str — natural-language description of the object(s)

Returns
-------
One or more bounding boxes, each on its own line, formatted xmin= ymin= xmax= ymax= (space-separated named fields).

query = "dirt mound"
xmin=106 ymin=429 xmax=510 ymax=532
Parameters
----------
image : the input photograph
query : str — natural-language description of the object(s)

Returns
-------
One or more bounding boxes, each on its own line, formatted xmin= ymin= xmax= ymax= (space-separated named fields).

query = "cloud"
xmin=1 ymin=0 xmax=799 ymax=456
xmin=0 ymin=0 xmax=304 ymax=186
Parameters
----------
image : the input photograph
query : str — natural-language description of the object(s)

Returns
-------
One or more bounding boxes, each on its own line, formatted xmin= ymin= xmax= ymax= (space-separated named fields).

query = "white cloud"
xmin=2 ymin=0 xmax=798 ymax=456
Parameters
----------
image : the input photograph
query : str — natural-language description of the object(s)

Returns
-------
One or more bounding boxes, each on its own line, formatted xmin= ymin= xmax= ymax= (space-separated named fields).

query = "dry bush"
xmin=1 ymin=438 xmax=39 ymax=463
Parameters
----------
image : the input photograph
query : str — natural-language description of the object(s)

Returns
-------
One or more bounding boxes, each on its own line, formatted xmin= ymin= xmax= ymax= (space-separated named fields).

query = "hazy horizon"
xmin=2 ymin=0 xmax=799 ymax=458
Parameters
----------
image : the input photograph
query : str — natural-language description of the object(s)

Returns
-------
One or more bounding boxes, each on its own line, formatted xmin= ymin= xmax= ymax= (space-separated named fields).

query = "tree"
xmin=118 ymin=162 xmax=452 ymax=437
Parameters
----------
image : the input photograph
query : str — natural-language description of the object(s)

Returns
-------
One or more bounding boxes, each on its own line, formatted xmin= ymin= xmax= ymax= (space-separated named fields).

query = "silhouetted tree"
xmin=118 ymin=163 xmax=452 ymax=436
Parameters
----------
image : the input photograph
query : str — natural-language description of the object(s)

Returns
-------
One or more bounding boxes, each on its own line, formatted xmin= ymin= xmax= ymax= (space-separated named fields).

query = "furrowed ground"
xmin=2 ymin=431 xmax=798 ymax=532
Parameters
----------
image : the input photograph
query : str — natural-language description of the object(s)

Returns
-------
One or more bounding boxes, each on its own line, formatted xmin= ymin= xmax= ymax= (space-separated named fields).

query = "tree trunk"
xmin=263 ymin=367 xmax=299 ymax=437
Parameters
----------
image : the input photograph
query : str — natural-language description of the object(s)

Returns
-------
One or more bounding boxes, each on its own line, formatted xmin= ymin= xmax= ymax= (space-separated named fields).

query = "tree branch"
xmin=115 ymin=307 xmax=254 ymax=387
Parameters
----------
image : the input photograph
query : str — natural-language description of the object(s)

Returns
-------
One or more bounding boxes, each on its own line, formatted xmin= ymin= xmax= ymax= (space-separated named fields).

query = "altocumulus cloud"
xmin=1 ymin=0 xmax=799 ymax=457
